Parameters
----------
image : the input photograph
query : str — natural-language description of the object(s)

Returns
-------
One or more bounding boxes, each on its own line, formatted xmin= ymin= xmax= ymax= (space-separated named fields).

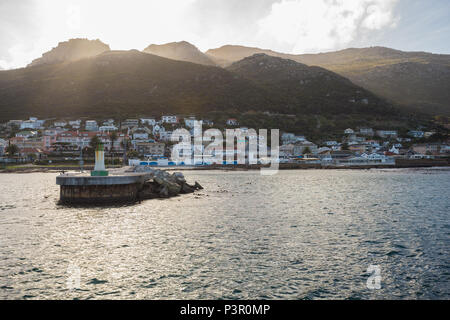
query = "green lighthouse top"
xmin=96 ymin=142 xmax=105 ymax=152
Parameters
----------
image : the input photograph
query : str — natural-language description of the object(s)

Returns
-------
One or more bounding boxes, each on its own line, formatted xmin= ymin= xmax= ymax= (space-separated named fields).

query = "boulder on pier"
xmin=135 ymin=168 xmax=203 ymax=200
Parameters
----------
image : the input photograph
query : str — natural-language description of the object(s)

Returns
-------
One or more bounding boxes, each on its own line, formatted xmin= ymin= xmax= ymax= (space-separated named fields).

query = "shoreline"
xmin=1 ymin=161 xmax=449 ymax=174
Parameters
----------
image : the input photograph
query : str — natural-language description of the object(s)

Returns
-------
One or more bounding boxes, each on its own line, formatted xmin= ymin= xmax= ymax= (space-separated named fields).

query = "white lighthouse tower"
xmin=91 ymin=143 xmax=109 ymax=176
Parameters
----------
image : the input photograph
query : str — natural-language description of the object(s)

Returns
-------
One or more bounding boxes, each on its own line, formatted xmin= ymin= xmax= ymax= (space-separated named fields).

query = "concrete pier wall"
xmin=59 ymin=183 xmax=140 ymax=205
xmin=56 ymin=171 xmax=152 ymax=205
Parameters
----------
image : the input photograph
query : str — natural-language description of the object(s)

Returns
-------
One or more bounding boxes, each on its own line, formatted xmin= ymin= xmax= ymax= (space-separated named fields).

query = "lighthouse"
xmin=91 ymin=143 xmax=109 ymax=176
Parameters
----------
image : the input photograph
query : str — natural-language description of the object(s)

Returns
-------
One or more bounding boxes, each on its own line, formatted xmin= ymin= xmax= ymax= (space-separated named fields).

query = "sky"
xmin=0 ymin=0 xmax=449 ymax=69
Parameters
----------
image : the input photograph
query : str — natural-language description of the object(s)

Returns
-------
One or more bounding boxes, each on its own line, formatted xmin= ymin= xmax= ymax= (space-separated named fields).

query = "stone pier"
xmin=56 ymin=167 xmax=203 ymax=205
xmin=56 ymin=170 xmax=152 ymax=204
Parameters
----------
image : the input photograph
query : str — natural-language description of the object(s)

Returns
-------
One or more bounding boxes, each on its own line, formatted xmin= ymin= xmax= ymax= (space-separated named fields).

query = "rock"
xmin=159 ymin=186 xmax=169 ymax=198
xmin=194 ymin=182 xmax=204 ymax=190
xmin=154 ymin=176 xmax=181 ymax=196
xmin=172 ymin=172 xmax=186 ymax=186
xmin=166 ymin=182 xmax=181 ymax=196
xmin=134 ymin=167 xmax=203 ymax=200
xmin=181 ymin=183 xmax=195 ymax=194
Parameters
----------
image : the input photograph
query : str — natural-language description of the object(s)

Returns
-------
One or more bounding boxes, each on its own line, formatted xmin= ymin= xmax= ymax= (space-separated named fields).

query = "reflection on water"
xmin=0 ymin=168 xmax=449 ymax=300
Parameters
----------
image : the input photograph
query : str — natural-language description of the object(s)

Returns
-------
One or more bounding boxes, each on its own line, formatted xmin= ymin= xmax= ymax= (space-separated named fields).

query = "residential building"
xmin=184 ymin=117 xmax=198 ymax=128
xmin=226 ymin=118 xmax=239 ymax=126
xmin=0 ymin=139 xmax=7 ymax=156
xmin=16 ymin=131 xmax=38 ymax=139
xmin=141 ymin=118 xmax=156 ymax=126
xmin=293 ymin=141 xmax=318 ymax=156
xmin=159 ymin=131 xmax=173 ymax=141
xmin=161 ymin=116 xmax=178 ymax=124
xmin=132 ymin=131 xmax=149 ymax=140
xmin=20 ymin=118 xmax=44 ymax=130
xmin=102 ymin=119 xmax=115 ymax=126
xmin=412 ymin=143 xmax=441 ymax=155
xmin=85 ymin=120 xmax=98 ymax=131
xmin=376 ymin=130 xmax=398 ymax=139
xmin=325 ymin=141 xmax=339 ymax=147
xmin=202 ymin=120 xmax=214 ymax=127
xmin=54 ymin=121 xmax=67 ymax=127
xmin=99 ymin=125 xmax=118 ymax=132
xmin=43 ymin=128 xmax=65 ymax=136
xmin=279 ymin=144 xmax=295 ymax=158
xmin=152 ymin=125 xmax=165 ymax=136
xmin=408 ymin=131 xmax=425 ymax=138
xmin=135 ymin=142 xmax=165 ymax=157
xmin=344 ymin=128 xmax=354 ymax=134
xmin=359 ymin=128 xmax=374 ymax=136
xmin=56 ymin=131 xmax=126 ymax=152
xmin=7 ymin=120 xmax=23 ymax=129
xmin=69 ymin=120 xmax=82 ymax=127
xmin=282 ymin=133 xmax=306 ymax=145
xmin=348 ymin=144 xmax=368 ymax=155
xmin=43 ymin=135 xmax=57 ymax=150
xmin=121 ymin=119 xmax=139 ymax=129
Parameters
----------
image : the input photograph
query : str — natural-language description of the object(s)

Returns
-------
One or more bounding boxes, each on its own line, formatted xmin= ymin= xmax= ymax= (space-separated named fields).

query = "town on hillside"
xmin=0 ymin=115 xmax=449 ymax=167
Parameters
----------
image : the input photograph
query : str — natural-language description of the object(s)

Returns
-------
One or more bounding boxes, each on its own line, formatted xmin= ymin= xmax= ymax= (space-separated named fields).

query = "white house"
xmin=133 ymin=131 xmax=149 ymax=140
xmin=344 ymin=128 xmax=354 ymax=134
xmin=20 ymin=119 xmax=41 ymax=130
xmin=359 ymin=128 xmax=374 ymax=136
xmin=159 ymin=131 xmax=173 ymax=141
xmin=152 ymin=124 xmax=165 ymax=136
xmin=162 ymin=115 xmax=178 ymax=124
xmin=54 ymin=121 xmax=67 ymax=128
xmin=44 ymin=128 xmax=65 ymax=136
xmin=121 ymin=119 xmax=139 ymax=129
xmin=389 ymin=145 xmax=400 ymax=154
xmin=325 ymin=141 xmax=339 ymax=147
xmin=141 ymin=118 xmax=156 ymax=126
xmin=184 ymin=117 xmax=198 ymax=128
xmin=99 ymin=125 xmax=118 ymax=132
xmin=282 ymin=133 xmax=306 ymax=145
xmin=16 ymin=131 xmax=38 ymax=138
xmin=376 ymin=130 xmax=398 ymax=138
xmin=85 ymin=120 xmax=98 ymax=131
xmin=408 ymin=131 xmax=425 ymax=138
xmin=226 ymin=118 xmax=239 ymax=126
xmin=0 ymin=138 xmax=7 ymax=156
xmin=69 ymin=120 xmax=81 ymax=126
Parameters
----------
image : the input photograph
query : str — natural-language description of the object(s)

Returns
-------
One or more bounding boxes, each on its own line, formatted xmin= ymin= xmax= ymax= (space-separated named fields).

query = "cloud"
xmin=0 ymin=0 xmax=42 ymax=69
xmin=257 ymin=0 xmax=399 ymax=53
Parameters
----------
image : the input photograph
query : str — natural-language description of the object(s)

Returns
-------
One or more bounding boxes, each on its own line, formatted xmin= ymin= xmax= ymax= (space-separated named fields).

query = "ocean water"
xmin=0 ymin=168 xmax=449 ymax=300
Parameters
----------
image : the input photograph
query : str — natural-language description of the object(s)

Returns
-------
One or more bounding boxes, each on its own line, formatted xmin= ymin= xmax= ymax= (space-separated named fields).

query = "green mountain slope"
xmin=0 ymin=50 xmax=399 ymax=123
xmin=207 ymin=45 xmax=450 ymax=115
xmin=0 ymin=50 xmax=266 ymax=120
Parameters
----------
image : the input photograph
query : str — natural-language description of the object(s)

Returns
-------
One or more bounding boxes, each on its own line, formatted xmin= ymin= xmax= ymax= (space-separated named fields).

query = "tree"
xmin=127 ymin=150 xmax=139 ymax=159
xmin=89 ymin=136 xmax=101 ymax=150
xmin=303 ymin=146 xmax=311 ymax=155
xmin=88 ymin=136 xmax=101 ymax=155
xmin=109 ymin=131 xmax=118 ymax=153
xmin=6 ymin=144 xmax=19 ymax=157
xmin=109 ymin=131 xmax=118 ymax=165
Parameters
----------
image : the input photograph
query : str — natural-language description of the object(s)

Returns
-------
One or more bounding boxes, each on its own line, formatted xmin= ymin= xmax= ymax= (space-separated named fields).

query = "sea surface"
xmin=0 ymin=168 xmax=449 ymax=300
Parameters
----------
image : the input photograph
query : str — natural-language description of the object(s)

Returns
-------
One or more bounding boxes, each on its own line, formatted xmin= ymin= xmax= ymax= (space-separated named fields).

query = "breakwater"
xmin=56 ymin=167 xmax=203 ymax=205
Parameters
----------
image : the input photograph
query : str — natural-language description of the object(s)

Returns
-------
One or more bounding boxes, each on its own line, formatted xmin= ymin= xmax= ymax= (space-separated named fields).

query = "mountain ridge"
xmin=143 ymin=41 xmax=216 ymax=66
xmin=207 ymin=45 xmax=450 ymax=115
xmin=28 ymin=38 xmax=111 ymax=67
